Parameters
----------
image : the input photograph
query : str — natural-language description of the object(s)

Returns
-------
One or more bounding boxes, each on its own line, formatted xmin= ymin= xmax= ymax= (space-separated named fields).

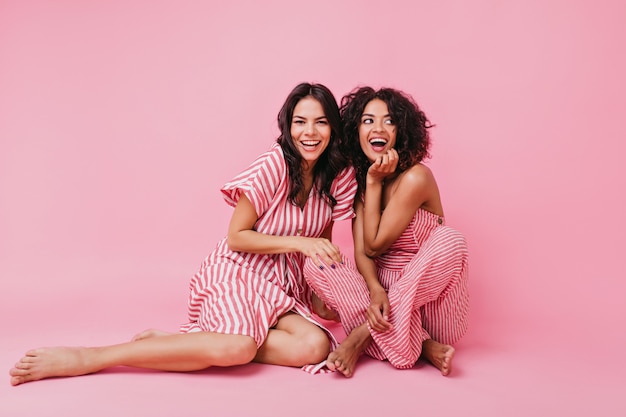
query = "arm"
xmin=363 ymin=162 xmax=432 ymax=257
xmin=226 ymin=194 xmax=342 ymax=266
xmin=353 ymin=199 xmax=392 ymax=332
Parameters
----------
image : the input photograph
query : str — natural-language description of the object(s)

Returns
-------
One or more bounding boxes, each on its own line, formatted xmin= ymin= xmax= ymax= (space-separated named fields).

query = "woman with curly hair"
xmin=10 ymin=82 xmax=357 ymax=385
xmin=305 ymin=86 xmax=469 ymax=377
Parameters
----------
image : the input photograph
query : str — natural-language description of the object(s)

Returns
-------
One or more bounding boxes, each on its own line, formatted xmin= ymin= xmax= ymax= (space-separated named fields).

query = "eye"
xmin=316 ymin=119 xmax=328 ymax=125
xmin=293 ymin=120 xmax=305 ymax=124
xmin=361 ymin=118 xmax=373 ymax=124
xmin=384 ymin=118 xmax=395 ymax=125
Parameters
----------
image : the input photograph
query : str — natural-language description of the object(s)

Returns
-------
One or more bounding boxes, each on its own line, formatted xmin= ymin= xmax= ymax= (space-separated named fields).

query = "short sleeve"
xmin=330 ymin=166 xmax=357 ymax=221
xmin=220 ymin=143 xmax=286 ymax=217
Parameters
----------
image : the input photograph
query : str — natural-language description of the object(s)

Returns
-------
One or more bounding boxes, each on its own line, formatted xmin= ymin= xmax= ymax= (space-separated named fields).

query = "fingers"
xmin=382 ymin=149 xmax=398 ymax=169
xmin=310 ymin=238 xmax=342 ymax=269
xmin=381 ymin=300 xmax=390 ymax=322
xmin=367 ymin=307 xmax=385 ymax=332
xmin=370 ymin=149 xmax=398 ymax=177
xmin=367 ymin=305 xmax=393 ymax=332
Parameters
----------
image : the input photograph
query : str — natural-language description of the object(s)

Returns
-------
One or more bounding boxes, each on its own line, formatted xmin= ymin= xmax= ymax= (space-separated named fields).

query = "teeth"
xmin=302 ymin=141 xmax=320 ymax=146
xmin=370 ymin=138 xmax=387 ymax=145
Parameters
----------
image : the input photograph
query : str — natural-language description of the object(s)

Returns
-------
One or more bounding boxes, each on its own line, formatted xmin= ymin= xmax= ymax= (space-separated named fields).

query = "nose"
xmin=305 ymin=122 xmax=316 ymax=134
xmin=373 ymin=119 xmax=385 ymax=132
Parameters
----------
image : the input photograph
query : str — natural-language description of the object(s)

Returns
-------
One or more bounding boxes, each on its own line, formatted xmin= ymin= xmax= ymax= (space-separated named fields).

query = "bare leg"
xmin=133 ymin=315 xmax=330 ymax=368
xmin=421 ymin=339 xmax=455 ymax=376
xmin=9 ymin=331 xmax=257 ymax=386
xmin=311 ymin=293 xmax=339 ymax=322
xmin=131 ymin=328 xmax=172 ymax=341
xmin=254 ymin=312 xmax=330 ymax=367
xmin=326 ymin=323 xmax=372 ymax=378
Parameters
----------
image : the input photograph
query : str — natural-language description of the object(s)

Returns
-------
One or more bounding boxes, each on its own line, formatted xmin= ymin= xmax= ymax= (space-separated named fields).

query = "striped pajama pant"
xmin=304 ymin=225 xmax=469 ymax=369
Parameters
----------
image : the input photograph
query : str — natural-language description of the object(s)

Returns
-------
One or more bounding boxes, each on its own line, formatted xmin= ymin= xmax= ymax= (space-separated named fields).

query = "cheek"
xmin=358 ymin=126 xmax=369 ymax=141
xmin=321 ymin=127 xmax=332 ymax=141
xmin=388 ymin=127 xmax=397 ymax=142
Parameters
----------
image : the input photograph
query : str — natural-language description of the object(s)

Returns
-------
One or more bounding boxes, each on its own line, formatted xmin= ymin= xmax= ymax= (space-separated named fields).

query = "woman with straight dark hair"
xmin=10 ymin=82 xmax=357 ymax=385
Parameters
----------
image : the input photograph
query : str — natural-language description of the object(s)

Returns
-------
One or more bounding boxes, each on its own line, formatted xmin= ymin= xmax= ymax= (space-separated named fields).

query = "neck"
xmin=302 ymin=159 xmax=315 ymax=172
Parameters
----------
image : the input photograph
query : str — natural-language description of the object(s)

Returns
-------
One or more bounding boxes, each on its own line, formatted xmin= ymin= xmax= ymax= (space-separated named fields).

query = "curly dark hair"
xmin=277 ymin=82 xmax=347 ymax=207
xmin=340 ymin=86 xmax=433 ymax=198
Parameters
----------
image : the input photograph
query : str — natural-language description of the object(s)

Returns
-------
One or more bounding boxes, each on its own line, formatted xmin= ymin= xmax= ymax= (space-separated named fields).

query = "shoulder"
xmin=224 ymin=143 xmax=286 ymax=189
xmin=264 ymin=142 xmax=286 ymax=163
xmin=397 ymin=163 xmax=435 ymax=191
xmin=331 ymin=166 xmax=357 ymax=193
xmin=248 ymin=143 xmax=287 ymax=173
xmin=336 ymin=165 xmax=356 ymax=181
xmin=393 ymin=163 xmax=442 ymax=214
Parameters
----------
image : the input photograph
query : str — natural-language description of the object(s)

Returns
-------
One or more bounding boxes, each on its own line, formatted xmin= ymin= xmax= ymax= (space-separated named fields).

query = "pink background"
xmin=1 ymin=0 xmax=624 ymax=415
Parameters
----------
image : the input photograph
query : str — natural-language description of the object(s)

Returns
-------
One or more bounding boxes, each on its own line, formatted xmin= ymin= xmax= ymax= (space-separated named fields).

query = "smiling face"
xmin=290 ymin=96 xmax=332 ymax=170
xmin=358 ymin=98 xmax=397 ymax=163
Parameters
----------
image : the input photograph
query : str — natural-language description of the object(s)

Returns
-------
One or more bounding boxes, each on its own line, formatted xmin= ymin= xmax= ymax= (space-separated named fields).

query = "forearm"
xmin=355 ymin=250 xmax=384 ymax=294
xmin=362 ymin=178 xmax=384 ymax=255
xmin=227 ymin=230 xmax=306 ymax=254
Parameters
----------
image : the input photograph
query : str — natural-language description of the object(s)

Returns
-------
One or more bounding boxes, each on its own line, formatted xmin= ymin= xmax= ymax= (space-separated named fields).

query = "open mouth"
xmin=369 ymin=138 xmax=387 ymax=151
xmin=301 ymin=140 xmax=321 ymax=150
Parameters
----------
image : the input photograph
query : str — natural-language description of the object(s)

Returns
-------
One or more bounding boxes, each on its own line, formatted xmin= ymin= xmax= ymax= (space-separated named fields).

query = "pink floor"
xmin=2 ymin=1 xmax=626 ymax=415
xmin=1 ymin=259 xmax=623 ymax=417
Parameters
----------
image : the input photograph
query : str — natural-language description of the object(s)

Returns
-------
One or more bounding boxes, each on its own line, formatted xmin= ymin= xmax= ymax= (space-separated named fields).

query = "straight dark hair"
xmin=277 ymin=82 xmax=347 ymax=207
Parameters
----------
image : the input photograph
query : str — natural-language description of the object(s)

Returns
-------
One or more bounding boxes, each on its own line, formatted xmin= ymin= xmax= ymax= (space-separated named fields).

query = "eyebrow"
xmin=293 ymin=115 xmax=328 ymax=120
xmin=361 ymin=113 xmax=391 ymax=118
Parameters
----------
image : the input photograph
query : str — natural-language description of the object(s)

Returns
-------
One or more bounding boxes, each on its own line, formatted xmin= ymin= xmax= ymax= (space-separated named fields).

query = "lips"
xmin=300 ymin=140 xmax=322 ymax=149
xmin=369 ymin=137 xmax=387 ymax=151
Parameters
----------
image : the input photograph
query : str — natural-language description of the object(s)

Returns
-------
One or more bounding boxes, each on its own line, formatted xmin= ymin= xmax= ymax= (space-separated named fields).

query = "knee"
xmin=439 ymin=227 xmax=468 ymax=250
xmin=233 ymin=337 xmax=258 ymax=364
xmin=295 ymin=330 xmax=331 ymax=365
xmin=213 ymin=336 xmax=257 ymax=366
xmin=303 ymin=257 xmax=319 ymax=274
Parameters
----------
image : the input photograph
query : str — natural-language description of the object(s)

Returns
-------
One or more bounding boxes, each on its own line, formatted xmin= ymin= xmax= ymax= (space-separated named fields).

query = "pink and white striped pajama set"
xmin=180 ymin=143 xmax=357 ymax=363
xmin=304 ymin=208 xmax=469 ymax=369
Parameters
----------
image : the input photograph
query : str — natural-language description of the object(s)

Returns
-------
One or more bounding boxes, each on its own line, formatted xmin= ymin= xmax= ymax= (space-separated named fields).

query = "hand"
xmin=300 ymin=237 xmax=342 ymax=269
xmin=367 ymin=287 xmax=392 ymax=332
xmin=367 ymin=149 xmax=398 ymax=183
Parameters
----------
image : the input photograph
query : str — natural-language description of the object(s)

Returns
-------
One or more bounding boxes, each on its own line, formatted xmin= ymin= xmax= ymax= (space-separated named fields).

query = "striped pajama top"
xmin=180 ymin=143 xmax=357 ymax=363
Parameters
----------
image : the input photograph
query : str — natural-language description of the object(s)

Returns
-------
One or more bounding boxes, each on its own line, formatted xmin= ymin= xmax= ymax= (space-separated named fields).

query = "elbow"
xmin=364 ymin=244 xmax=383 ymax=258
xmin=226 ymin=234 xmax=242 ymax=252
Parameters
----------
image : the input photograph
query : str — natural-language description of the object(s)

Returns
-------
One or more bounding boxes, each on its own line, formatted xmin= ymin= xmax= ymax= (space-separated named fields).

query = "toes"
xmin=335 ymin=360 xmax=355 ymax=378
xmin=10 ymin=376 xmax=24 ymax=386
xmin=19 ymin=356 xmax=35 ymax=364
xmin=26 ymin=349 xmax=43 ymax=357
xmin=14 ymin=361 xmax=31 ymax=370
xmin=9 ymin=367 xmax=29 ymax=376
xmin=131 ymin=330 xmax=150 ymax=341
xmin=441 ymin=357 xmax=452 ymax=376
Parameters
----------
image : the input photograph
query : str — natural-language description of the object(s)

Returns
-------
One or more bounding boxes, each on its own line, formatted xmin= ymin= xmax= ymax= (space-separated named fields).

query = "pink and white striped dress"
xmin=304 ymin=208 xmax=469 ymax=369
xmin=180 ymin=143 xmax=357 ymax=358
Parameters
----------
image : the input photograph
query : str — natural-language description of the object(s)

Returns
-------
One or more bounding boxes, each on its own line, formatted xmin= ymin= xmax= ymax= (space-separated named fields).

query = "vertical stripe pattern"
xmin=304 ymin=208 xmax=469 ymax=369
xmin=180 ymin=143 xmax=358 ymax=367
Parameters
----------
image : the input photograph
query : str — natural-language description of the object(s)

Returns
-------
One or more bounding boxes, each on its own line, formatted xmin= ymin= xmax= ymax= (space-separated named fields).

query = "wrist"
xmin=365 ymin=174 xmax=384 ymax=186
xmin=368 ymin=284 xmax=386 ymax=294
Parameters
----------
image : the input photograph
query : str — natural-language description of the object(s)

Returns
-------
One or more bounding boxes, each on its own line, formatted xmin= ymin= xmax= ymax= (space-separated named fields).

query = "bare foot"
xmin=421 ymin=339 xmax=455 ymax=376
xmin=131 ymin=328 xmax=173 ymax=342
xmin=311 ymin=293 xmax=339 ymax=322
xmin=326 ymin=323 xmax=371 ymax=378
xmin=9 ymin=347 xmax=94 ymax=386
